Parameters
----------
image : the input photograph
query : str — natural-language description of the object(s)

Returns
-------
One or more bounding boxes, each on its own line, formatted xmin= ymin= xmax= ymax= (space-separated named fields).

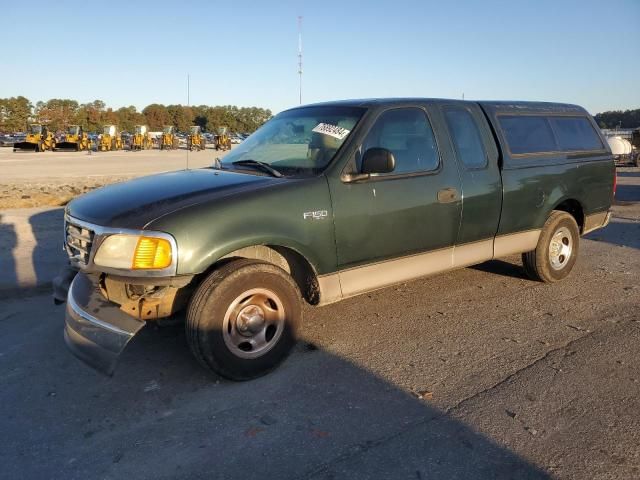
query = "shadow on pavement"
xmin=0 ymin=303 xmax=550 ymax=480
xmin=29 ymin=208 xmax=66 ymax=287
xmin=469 ymin=258 xmax=528 ymax=280
xmin=614 ymin=183 xmax=639 ymax=205
xmin=586 ymin=219 xmax=640 ymax=250
xmin=0 ymin=214 xmax=18 ymax=288
xmin=616 ymin=171 xmax=640 ymax=178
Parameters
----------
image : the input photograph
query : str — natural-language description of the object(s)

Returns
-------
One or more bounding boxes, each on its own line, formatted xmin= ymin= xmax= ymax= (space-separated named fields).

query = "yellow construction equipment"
xmin=160 ymin=125 xmax=179 ymax=150
xmin=13 ymin=124 xmax=56 ymax=152
xmin=187 ymin=125 xmax=206 ymax=151
xmin=131 ymin=125 xmax=153 ymax=150
xmin=98 ymin=125 xmax=123 ymax=151
xmin=55 ymin=125 xmax=91 ymax=151
xmin=214 ymin=126 xmax=231 ymax=151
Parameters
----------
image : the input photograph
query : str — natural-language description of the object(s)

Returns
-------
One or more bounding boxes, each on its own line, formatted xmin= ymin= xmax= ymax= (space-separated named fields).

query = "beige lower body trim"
xmin=317 ymin=229 xmax=541 ymax=305
xmin=339 ymin=247 xmax=454 ymax=299
xmin=493 ymin=230 xmax=541 ymax=258
xmin=317 ymin=274 xmax=343 ymax=306
xmin=453 ymin=239 xmax=494 ymax=268
xmin=583 ymin=211 xmax=610 ymax=234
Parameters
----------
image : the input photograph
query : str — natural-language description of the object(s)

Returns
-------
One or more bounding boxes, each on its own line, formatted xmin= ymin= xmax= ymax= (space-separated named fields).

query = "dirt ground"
xmin=0 ymin=146 xmax=230 ymax=208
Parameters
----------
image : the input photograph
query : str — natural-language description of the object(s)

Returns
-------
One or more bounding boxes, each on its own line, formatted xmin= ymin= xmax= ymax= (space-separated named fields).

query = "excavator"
xmin=187 ymin=125 xmax=206 ymax=151
xmin=98 ymin=125 xmax=123 ymax=151
xmin=13 ymin=124 xmax=56 ymax=152
xmin=55 ymin=125 xmax=91 ymax=151
xmin=214 ymin=126 xmax=231 ymax=151
xmin=160 ymin=125 xmax=179 ymax=150
xmin=131 ymin=125 xmax=153 ymax=150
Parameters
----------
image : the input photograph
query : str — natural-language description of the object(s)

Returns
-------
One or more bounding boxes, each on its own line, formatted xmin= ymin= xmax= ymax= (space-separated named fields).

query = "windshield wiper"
xmin=232 ymin=159 xmax=283 ymax=178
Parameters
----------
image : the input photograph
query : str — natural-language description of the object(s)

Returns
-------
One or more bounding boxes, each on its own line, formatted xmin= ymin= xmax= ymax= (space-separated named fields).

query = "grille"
xmin=65 ymin=219 xmax=95 ymax=267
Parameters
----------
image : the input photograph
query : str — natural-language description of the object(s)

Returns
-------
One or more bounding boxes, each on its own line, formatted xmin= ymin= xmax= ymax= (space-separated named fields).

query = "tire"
xmin=186 ymin=259 xmax=302 ymax=381
xmin=522 ymin=211 xmax=580 ymax=283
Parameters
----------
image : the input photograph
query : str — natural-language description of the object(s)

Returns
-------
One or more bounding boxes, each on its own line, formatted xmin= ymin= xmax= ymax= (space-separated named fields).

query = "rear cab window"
xmin=497 ymin=114 xmax=605 ymax=156
xmin=443 ymin=106 xmax=487 ymax=168
xmin=548 ymin=116 xmax=604 ymax=151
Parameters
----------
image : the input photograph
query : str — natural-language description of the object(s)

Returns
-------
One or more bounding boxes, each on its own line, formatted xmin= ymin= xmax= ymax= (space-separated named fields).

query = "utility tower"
xmin=297 ymin=16 xmax=303 ymax=105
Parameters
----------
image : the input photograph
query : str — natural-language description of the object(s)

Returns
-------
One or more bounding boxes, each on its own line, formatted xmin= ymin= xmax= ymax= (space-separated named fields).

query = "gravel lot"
xmin=0 ymin=146 xmax=230 ymax=208
xmin=0 ymin=165 xmax=638 ymax=479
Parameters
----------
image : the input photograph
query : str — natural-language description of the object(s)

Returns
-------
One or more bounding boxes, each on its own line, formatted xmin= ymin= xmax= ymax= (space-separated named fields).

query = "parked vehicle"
xmin=55 ymin=125 xmax=91 ymax=151
xmin=0 ymin=134 xmax=18 ymax=147
xmin=98 ymin=125 xmax=122 ymax=151
xmin=55 ymin=98 xmax=615 ymax=381
xmin=186 ymin=125 xmax=206 ymax=151
xmin=214 ymin=126 xmax=232 ymax=151
xmin=160 ymin=125 xmax=179 ymax=150
xmin=13 ymin=124 xmax=56 ymax=152
xmin=131 ymin=125 xmax=153 ymax=150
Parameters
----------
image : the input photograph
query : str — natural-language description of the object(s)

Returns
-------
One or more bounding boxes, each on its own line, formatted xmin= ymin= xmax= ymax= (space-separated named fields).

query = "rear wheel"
xmin=522 ymin=211 xmax=580 ymax=283
xmin=186 ymin=259 xmax=302 ymax=381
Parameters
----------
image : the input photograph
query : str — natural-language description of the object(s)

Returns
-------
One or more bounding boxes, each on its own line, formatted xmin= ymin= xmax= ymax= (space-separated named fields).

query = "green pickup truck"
xmin=55 ymin=98 xmax=615 ymax=380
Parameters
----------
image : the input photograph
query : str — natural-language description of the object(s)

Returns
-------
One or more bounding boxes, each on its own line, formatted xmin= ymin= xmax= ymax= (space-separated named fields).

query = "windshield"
xmin=221 ymin=106 xmax=365 ymax=176
xmin=163 ymin=126 xmax=173 ymax=134
xmin=29 ymin=125 xmax=42 ymax=134
xmin=190 ymin=126 xmax=199 ymax=135
xmin=68 ymin=126 xmax=80 ymax=135
xmin=135 ymin=126 xmax=143 ymax=134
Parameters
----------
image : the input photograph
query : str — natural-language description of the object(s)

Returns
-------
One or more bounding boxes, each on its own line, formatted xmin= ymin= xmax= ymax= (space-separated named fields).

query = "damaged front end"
xmin=64 ymin=272 xmax=146 ymax=375
xmin=56 ymin=214 xmax=192 ymax=375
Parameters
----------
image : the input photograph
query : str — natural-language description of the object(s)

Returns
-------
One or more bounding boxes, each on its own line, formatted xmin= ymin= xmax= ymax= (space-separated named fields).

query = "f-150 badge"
xmin=303 ymin=210 xmax=328 ymax=220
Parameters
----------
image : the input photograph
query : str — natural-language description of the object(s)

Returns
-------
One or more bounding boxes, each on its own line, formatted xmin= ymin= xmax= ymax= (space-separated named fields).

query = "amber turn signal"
xmin=132 ymin=237 xmax=172 ymax=269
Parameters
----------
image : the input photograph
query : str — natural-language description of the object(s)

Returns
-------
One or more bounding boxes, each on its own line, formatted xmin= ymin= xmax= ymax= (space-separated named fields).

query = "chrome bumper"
xmin=64 ymin=272 xmax=146 ymax=376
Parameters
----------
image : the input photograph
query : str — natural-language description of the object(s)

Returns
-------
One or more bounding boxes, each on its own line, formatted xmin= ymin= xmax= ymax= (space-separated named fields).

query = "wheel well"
xmin=207 ymin=245 xmax=320 ymax=305
xmin=554 ymin=199 xmax=584 ymax=231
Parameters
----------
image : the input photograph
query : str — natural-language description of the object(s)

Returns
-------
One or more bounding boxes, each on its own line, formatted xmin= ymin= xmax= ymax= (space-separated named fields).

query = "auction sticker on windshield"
xmin=312 ymin=123 xmax=350 ymax=140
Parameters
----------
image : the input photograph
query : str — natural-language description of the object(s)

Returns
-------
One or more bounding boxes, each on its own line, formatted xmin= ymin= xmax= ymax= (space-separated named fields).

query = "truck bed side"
xmin=479 ymin=101 xmax=615 ymax=236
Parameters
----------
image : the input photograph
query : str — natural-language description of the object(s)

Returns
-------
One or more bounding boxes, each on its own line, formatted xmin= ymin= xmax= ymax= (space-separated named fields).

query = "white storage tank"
xmin=607 ymin=136 xmax=632 ymax=156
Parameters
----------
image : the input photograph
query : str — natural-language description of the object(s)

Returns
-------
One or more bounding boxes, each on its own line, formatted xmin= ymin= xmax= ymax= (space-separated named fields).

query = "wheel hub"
xmin=549 ymin=226 xmax=573 ymax=270
xmin=222 ymin=288 xmax=286 ymax=359
xmin=237 ymin=305 xmax=266 ymax=335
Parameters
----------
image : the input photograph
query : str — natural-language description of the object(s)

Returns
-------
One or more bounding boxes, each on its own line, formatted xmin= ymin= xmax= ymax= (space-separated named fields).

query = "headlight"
xmin=94 ymin=234 xmax=173 ymax=270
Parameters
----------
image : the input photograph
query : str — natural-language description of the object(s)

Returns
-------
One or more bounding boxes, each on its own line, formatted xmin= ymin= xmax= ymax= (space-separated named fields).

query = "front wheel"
xmin=522 ymin=211 xmax=580 ymax=283
xmin=186 ymin=259 xmax=302 ymax=380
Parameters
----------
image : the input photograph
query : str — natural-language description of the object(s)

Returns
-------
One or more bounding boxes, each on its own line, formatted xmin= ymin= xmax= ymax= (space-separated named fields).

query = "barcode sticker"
xmin=312 ymin=123 xmax=350 ymax=140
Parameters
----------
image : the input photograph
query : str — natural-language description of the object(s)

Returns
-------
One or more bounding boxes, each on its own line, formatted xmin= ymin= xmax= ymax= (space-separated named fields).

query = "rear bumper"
xmin=64 ymin=272 xmax=146 ymax=376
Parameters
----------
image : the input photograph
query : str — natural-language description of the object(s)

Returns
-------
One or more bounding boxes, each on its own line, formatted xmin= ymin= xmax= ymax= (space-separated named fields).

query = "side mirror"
xmin=361 ymin=147 xmax=395 ymax=175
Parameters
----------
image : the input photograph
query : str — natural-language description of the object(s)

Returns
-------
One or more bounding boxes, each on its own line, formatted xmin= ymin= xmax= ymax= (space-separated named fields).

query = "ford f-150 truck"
xmin=54 ymin=98 xmax=615 ymax=380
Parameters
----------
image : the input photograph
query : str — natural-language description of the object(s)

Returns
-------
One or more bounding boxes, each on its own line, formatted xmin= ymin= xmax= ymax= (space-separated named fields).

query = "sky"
xmin=1 ymin=0 xmax=638 ymax=115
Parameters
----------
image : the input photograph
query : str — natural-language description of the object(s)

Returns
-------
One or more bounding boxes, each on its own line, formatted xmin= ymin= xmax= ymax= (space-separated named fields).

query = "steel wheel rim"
xmin=549 ymin=226 xmax=573 ymax=270
xmin=222 ymin=288 xmax=286 ymax=359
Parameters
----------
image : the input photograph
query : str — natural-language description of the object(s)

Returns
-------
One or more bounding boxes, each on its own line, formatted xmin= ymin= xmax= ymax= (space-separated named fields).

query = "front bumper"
xmin=64 ymin=272 xmax=146 ymax=375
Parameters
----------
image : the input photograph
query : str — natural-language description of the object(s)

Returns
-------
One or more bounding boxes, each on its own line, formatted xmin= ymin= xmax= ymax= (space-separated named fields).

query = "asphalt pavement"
xmin=0 ymin=169 xmax=638 ymax=479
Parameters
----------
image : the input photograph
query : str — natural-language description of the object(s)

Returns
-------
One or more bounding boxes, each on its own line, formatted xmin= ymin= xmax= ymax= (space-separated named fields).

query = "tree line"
xmin=594 ymin=109 xmax=640 ymax=129
xmin=0 ymin=96 xmax=273 ymax=134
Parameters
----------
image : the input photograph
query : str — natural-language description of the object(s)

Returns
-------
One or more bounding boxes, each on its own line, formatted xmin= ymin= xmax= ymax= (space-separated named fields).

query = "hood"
xmin=67 ymin=168 xmax=280 ymax=229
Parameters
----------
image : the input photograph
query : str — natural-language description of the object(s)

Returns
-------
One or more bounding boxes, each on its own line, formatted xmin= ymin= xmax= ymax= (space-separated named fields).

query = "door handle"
xmin=437 ymin=187 xmax=459 ymax=204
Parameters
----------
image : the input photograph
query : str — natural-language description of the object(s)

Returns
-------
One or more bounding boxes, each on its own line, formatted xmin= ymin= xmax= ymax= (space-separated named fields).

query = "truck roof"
xmin=289 ymin=98 xmax=588 ymax=115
